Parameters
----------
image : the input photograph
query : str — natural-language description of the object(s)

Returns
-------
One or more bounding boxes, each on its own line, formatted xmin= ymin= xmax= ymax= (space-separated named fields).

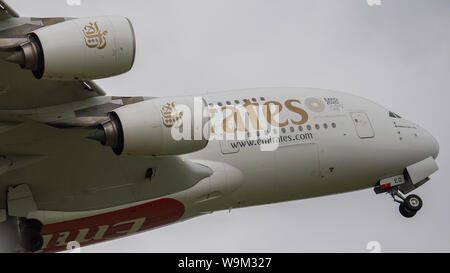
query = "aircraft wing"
xmin=0 ymin=0 xmax=19 ymax=19
xmin=0 ymin=1 xmax=105 ymax=111
xmin=0 ymin=2 xmax=144 ymax=213
xmin=0 ymin=2 xmax=210 ymax=217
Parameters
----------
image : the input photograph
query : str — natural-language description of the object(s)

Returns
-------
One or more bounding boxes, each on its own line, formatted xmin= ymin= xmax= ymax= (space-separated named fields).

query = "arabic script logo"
xmin=161 ymin=102 xmax=184 ymax=128
xmin=83 ymin=22 xmax=108 ymax=49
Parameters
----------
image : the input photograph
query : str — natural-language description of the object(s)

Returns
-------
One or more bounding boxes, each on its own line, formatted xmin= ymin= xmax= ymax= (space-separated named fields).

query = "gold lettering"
xmin=243 ymin=101 xmax=261 ymax=131
xmin=263 ymin=101 xmax=288 ymax=127
xmin=222 ymin=106 xmax=247 ymax=133
xmin=285 ymin=99 xmax=308 ymax=125
xmin=83 ymin=22 xmax=108 ymax=49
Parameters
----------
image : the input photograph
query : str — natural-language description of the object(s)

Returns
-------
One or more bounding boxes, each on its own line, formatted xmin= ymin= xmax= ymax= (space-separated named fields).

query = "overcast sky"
xmin=8 ymin=0 xmax=450 ymax=252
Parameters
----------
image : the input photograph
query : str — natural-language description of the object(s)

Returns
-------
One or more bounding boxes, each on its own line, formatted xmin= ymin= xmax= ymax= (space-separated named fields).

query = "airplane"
xmin=0 ymin=1 xmax=439 ymax=253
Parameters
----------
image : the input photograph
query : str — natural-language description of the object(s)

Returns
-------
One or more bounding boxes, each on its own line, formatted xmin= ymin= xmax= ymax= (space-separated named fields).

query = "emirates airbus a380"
xmin=0 ymin=1 xmax=439 ymax=252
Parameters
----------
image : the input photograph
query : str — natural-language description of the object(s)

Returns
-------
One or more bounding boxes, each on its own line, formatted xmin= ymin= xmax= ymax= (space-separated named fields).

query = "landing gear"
xmin=404 ymin=194 xmax=423 ymax=212
xmin=3 ymin=184 xmax=44 ymax=252
xmin=389 ymin=188 xmax=423 ymax=218
xmin=399 ymin=203 xmax=416 ymax=218
xmin=0 ymin=217 xmax=43 ymax=252
xmin=18 ymin=218 xmax=44 ymax=252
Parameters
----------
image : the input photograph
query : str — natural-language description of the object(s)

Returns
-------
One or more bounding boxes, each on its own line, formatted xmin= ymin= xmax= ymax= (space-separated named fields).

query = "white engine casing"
xmin=32 ymin=16 xmax=135 ymax=81
xmin=113 ymin=97 xmax=209 ymax=156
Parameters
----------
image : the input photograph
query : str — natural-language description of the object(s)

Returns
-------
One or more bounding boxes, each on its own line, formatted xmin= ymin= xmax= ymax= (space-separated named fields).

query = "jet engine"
xmin=2 ymin=16 xmax=135 ymax=81
xmin=89 ymin=97 xmax=210 ymax=156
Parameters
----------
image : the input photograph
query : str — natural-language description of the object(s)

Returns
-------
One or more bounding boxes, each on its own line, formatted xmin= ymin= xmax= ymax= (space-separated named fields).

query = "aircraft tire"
xmin=399 ymin=203 xmax=416 ymax=218
xmin=404 ymin=194 xmax=422 ymax=212
xmin=20 ymin=227 xmax=43 ymax=252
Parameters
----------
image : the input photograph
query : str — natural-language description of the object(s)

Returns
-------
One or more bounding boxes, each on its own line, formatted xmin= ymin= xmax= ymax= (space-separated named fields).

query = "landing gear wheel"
xmin=18 ymin=218 xmax=44 ymax=252
xmin=388 ymin=188 xmax=423 ymax=218
xmin=20 ymin=227 xmax=43 ymax=252
xmin=20 ymin=218 xmax=43 ymax=231
xmin=399 ymin=203 xmax=416 ymax=218
xmin=404 ymin=194 xmax=422 ymax=212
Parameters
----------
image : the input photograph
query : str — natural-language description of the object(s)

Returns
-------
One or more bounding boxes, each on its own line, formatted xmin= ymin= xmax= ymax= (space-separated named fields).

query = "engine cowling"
xmin=5 ymin=16 xmax=135 ymax=81
xmin=90 ymin=97 xmax=210 ymax=156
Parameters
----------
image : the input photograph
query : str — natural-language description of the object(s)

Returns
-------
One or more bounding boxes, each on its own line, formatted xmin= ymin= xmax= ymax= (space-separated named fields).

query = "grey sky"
xmin=8 ymin=0 xmax=450 ymax=252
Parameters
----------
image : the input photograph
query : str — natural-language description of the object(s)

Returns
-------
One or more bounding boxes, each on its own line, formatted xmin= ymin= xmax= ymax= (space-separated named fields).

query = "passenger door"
xmin=350 ymin=112 xmax=375 ymax=138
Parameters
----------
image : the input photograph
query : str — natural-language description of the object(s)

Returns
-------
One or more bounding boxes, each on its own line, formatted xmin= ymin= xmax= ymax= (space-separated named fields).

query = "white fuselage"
xmin=176 ymin=87 xmax=437 ymax=217
xmin=29 ymin=87 xmax=439 ymax=252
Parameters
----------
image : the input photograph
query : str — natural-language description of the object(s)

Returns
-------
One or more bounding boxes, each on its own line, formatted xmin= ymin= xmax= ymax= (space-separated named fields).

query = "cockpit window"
xmin=389 ymin=111 xmax=402 ymax=118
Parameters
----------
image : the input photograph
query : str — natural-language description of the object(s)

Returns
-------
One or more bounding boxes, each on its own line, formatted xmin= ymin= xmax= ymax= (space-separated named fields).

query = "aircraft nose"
xmin=430 ymin=133 xmax=439 ymax=159
xmin=422 ymin=128 xmax=439 ymax=159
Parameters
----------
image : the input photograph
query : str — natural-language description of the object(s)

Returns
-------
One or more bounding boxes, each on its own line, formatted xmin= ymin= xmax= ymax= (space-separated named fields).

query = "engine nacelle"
xmin=90 ymin=97 xmax=210 ymax=156
xmin=5 ymin=16 xmax=135 ymax=81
